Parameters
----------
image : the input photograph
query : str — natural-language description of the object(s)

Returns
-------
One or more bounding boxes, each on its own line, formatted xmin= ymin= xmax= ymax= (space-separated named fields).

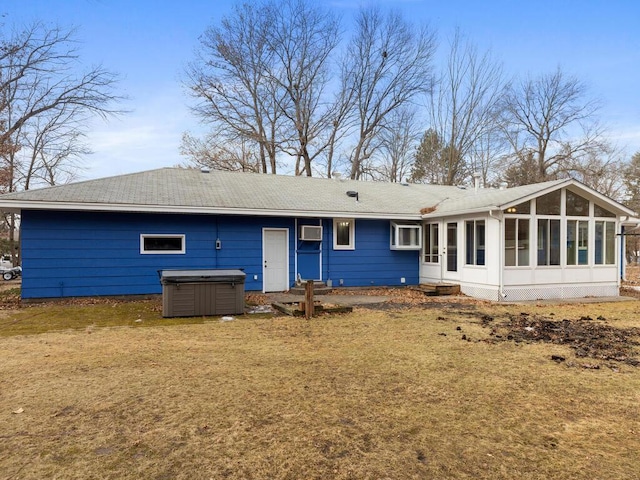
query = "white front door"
xmin=263 ymin=229 xmax=289 ymax=292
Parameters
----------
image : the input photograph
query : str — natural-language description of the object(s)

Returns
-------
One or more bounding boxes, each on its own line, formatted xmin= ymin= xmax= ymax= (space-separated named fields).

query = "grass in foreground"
xmin=0 ymin=298 xmax=639 ymax=479
xmin=0 ymin=295 xmax=209 ymax=336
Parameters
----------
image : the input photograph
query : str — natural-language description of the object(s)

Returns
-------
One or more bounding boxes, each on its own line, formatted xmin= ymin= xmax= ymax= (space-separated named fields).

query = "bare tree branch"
xmin=265 ymin=0 xmax=341 ymax=176
xmin=372 ymin=106 xmax=420 ymax=182
xmin=180 ymin=131 xmax=262 ymax=173
xmin=343 ymin=7 xmax=436 ymax=179
xmin=0 ymin=22 xmax=125 ymax=192
xmin=1 ymin=23 xmax=124 ymax=154
xmin=185 ymin=2 xmax=282 ymax=173
xmin=424 ymin=30 xmax=508 ymax=185
xmin=500 ymin=67 xmax=604 ymax=184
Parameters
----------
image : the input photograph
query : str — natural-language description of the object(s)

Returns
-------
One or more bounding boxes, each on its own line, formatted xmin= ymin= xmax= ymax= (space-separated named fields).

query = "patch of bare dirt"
xmin=481 ymin=312 xmax=640 ymax=368
xmin=0 ymin=278 xmax=20 ymax=292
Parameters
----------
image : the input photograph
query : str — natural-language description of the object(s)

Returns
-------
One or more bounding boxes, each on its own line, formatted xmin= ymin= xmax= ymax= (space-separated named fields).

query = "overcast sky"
xmin=7 ymin=0 xmax=640 ymax=180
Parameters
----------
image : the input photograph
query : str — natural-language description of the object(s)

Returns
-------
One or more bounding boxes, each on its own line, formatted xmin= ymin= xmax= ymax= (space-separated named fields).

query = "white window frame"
xmin=140 ymin=234 xmax=186 ymax=254
xmin=333 ymin=218 xmax=355 ymax=250
xmin=566 ymin=219 xmax=589 ymax=266
xmin=505 ymin=217 xmax=530 ymax=267
xmin=423 ymin=223 xmax=439 ymax=263
xmin=594 ymin=220 xmax=616 ymax=265
xmin=465 ymin=220 xmax=485 ymax=266
xmin=537 ymin=218 xmax=561 ymax=266
xmin=390 ymin=222 xmax=422 ymax=250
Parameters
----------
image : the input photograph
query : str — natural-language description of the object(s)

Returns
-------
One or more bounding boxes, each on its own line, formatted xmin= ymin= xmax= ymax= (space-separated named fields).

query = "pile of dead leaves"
xmin=483 ymin=312 xmax=640 ymax=367
xmin=245 ymin=292 xmax=272 ymax=306
xmin=328 ymin=287 xmax=486 ymax=308
xmin=330 ymin=287 xmax=429 ymax=304
xmin=0 ymin=288 xmax=22 ymax=309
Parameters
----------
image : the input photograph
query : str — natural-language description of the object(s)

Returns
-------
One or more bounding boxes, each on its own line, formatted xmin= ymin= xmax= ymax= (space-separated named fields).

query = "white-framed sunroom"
xmin=419 ymin=181 xmax=636 ymax=302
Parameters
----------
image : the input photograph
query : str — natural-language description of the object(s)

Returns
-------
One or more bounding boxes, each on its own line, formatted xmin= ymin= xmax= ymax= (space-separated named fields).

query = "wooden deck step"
xmin=413 ymin=283 xmax=460 ymax=296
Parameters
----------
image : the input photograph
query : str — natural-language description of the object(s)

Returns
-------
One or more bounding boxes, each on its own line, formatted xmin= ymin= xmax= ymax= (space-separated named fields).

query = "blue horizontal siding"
xmin=20 ymin=210 xmax=295 ymax=299
xmin=20 ymin=210 xmax=418 ymax=299
xmin=322 ymin=219 xmax=419 ymax=287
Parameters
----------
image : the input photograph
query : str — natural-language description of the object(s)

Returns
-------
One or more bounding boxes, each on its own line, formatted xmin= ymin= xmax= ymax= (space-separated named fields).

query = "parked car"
xmin=1 ymin=266 xmax=21 ymax=281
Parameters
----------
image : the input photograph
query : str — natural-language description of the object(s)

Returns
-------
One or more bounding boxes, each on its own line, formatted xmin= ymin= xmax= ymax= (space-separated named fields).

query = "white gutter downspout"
xmin=489 ymin=209 xmax=505 ymax=301
xmin=620 ymin=223 xmax=624 ymax=286
xmin=619 ymin=217 xmax=626 ymax=285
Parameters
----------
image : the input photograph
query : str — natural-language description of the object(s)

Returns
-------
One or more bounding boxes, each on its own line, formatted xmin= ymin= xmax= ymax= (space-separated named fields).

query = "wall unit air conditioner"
xmin=300 ymin=225 xmax=323 ymax=241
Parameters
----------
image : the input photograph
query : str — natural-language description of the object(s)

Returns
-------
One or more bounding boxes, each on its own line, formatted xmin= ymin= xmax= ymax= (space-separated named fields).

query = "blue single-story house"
xmin=0 ymin=167 xmax=636 ymax=301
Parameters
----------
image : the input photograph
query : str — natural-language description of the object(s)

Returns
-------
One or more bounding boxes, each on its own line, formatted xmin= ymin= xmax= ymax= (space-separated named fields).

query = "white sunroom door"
xmin=263 ymin=229 xmax=289 ymax=292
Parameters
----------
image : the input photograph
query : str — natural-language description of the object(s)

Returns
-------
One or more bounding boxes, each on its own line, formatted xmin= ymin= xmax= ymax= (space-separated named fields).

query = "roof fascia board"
xmin=422 ymin=206 xmax=499 ymax=219
xmin=564 ymin=182 xmax=636 ymax=216
xmin=0 ymin=201 xmax=421 ymax=221
xmin=496 ymin=179 xmax=571 ymax=210
xmin=420 ymin=181 xmax=570 ymax=218
xmin=499 ymin=179 xmax=636 ymax=216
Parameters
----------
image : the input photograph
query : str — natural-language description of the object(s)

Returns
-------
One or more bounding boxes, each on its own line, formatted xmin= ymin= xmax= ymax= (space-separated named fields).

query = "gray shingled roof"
xmin=0 ymin=168 xmax=633 ymax=219
xmin=0 ymin=168 xmax=466 ymax=218
xmin=425 ymin=179 xmax=568 ymax=216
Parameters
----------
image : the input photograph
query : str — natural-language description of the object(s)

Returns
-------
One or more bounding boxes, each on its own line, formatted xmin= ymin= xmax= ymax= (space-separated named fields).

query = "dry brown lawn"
xmin=1 ymin=294 xmax=640 ymax=479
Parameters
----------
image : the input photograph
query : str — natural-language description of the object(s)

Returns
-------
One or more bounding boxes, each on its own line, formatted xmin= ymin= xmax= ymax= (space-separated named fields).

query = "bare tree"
xmin=565 ymin=142 xmax=626 ymax=200
xmin=500 ymin=67 xmax=604 ymax=184
xmin=185 ymin=2 xmax=282 ymax=173
xmin=0 ymin=95 xmax=15 ymax=169
xmin=343 ymin=6 xmax=436 ymax=179
xmin=180 ymin=131 xmax=262 ymax=173
xmin=267 ymin=0 xmax=340 ymax=176
xmin=468 ymin=128 xmax=509 ymax=187
xmin=185 ymin=3 xmax=436 ymax=179
xmin=0 ymin=22 xmax=123 ymax=266
xmin=7 ymin=103 xmax=91 ymax=190
xmin=314 ymin=63 xmax=357 ymax=178
xmin=372 ymin=106 xmax=420 ymax=182
xmin=186 ymin=0 xmax=342 ymax=177
xmin=427 ymin=30 xmax=506 ymax=185
xmin=0 ymin=22 xmax=122 ymax=192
